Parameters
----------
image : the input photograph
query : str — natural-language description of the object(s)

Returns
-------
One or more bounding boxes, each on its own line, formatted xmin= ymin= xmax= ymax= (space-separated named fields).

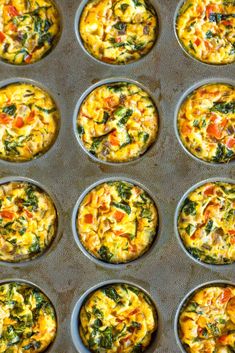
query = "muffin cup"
xmin=0 ymin=77 xmax=61 ymax=164
xmin=74 ymin=0 xmax=159 ymax=66
xmin=73 ymin=77 xmax=160 ymax=166
xmin=173 ymin=0 xmax=235 ymax=66
xmin=72 ymin=176 xmax=161 ymax=269
xmin=174 ymin=280 xmax=235 ymax=353
xmin=0 ymin=0 xmax=63 ymax=67
xmin=174 ymin=77 xmax=235 ymax=166
xmin=71 ymin=279 xmax=159 ymax=353
xmin=0 ymin=175 xmax=63 ymax=266
xmin=174 ymin=177 xmax=235 ymax=270
xmin=0 ymin=278 xmax=58 ymax=353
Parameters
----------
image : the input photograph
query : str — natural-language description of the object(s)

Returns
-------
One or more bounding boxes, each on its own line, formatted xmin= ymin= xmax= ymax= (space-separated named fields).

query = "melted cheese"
xmin=79 ymin=0 xmax=158 ymax=64
xmin=178 ymin=83 xmax=235 ymax=163
xmin=0 ymin=0 xmax=60 ymax=65
xmin=77 ymin=181 xmax=158 ymax=263
xmin=176 ymin=0 xmax=235 ymax=65
xmin=79 ymin=284 xmax=157 ymax=353
xmin=179 ymin=285 xmax=235 ymax=353
xmin=77 ymin=82 xmax=158 ymax=163
xmin=0 ymin=282 xmax=56 ymax=353
xmin=0 ymin=82 xmax=59 ymax=162
xmin=178 ymin=182 xmax=235 ymax=265
xmin=0 ymin=181 xmax=57 ymax=262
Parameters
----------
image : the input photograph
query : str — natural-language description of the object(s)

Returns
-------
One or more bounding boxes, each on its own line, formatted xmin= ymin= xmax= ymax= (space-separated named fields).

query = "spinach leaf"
xmin=103 ymin=287 xmax=121 ymax=302
xmin=213 ymin=143 xmax=234 ymax=162
xmin=188 ymin=247 xmax=205 ymax=260
xmin=95 ymin=111 xmax=110 ymax=124
xmin=90 ymin=136 xmax=104 ymax=152
xmin=29 ymin=236 xmax=40 ymax=254
xmin=113 ymin=22 xmax=127 ymax=32
xmin=205 ymin=30 xmax=214 ymax=39
xmin=98 ymin=246 xmax=113 ymax=262
xmin=23 ymin=186 xmax=38 ymax=210
xmin=211 ymin=101 xmax=235 ymax=114
xmin=209 ymin=13 xmax=235 ymax=22
xmin=117 ymin=182 xmax=132 ymax=200
xmin=120 ymin=3 xmax=129 ymax=12
xmin=107 ymin=83 xmax=126 ymax=92
xmin=182 ymin=198 xmax=197 ymax=215
xmin=185 ymin=224 xmax=195 ymax=235
xmin=22 ymin=341 xmax=41 ymax=350
xmin=132 ymin=344 xmax=143 ymax=353
xmin=77 ymin=124 xmax=84 ymax=136
xmin=35 ymin=105 xmax=56 ymax=114
xmin=138 ymin=131 xmax=149 ymax=143
xmin=100 ymin=327 xmax=113 ymax=349
xmin=38 ymin=33 xmax=53 ymax=47
xmin=92 ymin=318 xmax=103 ymax=330
xmin=141 ymin=208 xmax=152 ymax=220
xmin=112 ymin=202 xmax=131 ymax=214
xmin=92 ymin=306 xmax=103 ymax=318
xmin=205 ymin=220 xmax=213 ymax=234
xmin=115 ymin=107 xmax=133 ymax=125
xmin=3 ymin=104 xmax=16 ymax=116
xmin=132 ymin=0 xmax=142 ymax=6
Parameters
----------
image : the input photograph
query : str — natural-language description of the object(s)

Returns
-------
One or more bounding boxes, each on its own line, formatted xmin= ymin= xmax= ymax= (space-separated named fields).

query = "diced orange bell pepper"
xmin=226 ymin=138 xmax=235 ymax=149
xmin=84 ymin=214 xmax=93 ymax=224
xmin=25 ymin=54 xmax=32 ymax=64
xmin=194 ymin=38 xmax=201 ymax=47
xmin=109 ymin=131 xmax=119 ymax=146
xmin=206 ymin=123 xmax=222 ymax=139
xmin=14 ymin=117 xmax=24 ymax=128
xmin=0 ymin=210 xmax=14 ymax=220
xmin=113 ymin=210 xmax=125 ymax=222
xmin=0 ymin=113 xmax=11 ymax=124
xmin=7 ymin=5 xmax=19 ymax=17
xmin=220 ymin=288 xmax=232 ymax=304
xmin=26 ymin=111 xmax=35 ymax=123
xmin=0 ymin=32 xmax=6 ymax=43
xmin=204 ymin=185 xmax=215 ymax=196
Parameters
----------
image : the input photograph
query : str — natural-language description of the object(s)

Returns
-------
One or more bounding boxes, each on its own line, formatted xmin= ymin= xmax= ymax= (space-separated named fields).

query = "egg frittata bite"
xmin=77 ymin=180 xmax=158 ymax=264
xmin=178 ymin=284 xmax=235 ymax=353
xmin=77 ymin=82 xmax=158 ymax=163
xmin=176 ymin=0 xmax=235 ymax=65
xmin=177 ymin=83 xmax=235 ymax=163
xmin=0 ymin=180 xmax=58 ymax=263
xmin=79 ymin=283 xmax=157 ymax=353
xmin=0 ymin=0 xmax=61 ymax=65
xmin=79 ymin=0 xmax=158 ymax=65
xmin=0 ymin=82 xmax=59 ymax=162
xmin=0 ymin=281 xmax=57 ymax=353
xmin=177 ymin=181 xmax=235 ymax=265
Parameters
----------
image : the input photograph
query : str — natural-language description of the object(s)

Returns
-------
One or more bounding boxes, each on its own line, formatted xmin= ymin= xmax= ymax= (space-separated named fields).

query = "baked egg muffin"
xmin=0 ymin=281 xmax=57 ymax=352
xmin=0 ymin=180 xmax=58 ymax=263
xmin=0 ymin=0 xmax=61 ymax=65
xmin=77 ymin=82 xmax=158 ymax=163
xmin=79 ymin=0 xmax=158 ymax=64
xmin=178 ymin=284 xmax=235 ymax=353
xmin=177 ymin=181 xmax=235 ymax=265
xmin=79 ymin=283 xmax=157 ymax=353
xmin=77 ymin=180 xmax=158 ymax=264
xmin=0 ymin=82 xmax=59 ymax=162
xmin=177 ymin=83 xmax=235 ymax=163
xmin=176 ymin=0 xmax=235 ymax=65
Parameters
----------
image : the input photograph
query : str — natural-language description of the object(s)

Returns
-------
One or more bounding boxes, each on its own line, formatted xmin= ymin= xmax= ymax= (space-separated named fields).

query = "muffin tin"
xmin=0 ymin=0 xmax=234 ymax=352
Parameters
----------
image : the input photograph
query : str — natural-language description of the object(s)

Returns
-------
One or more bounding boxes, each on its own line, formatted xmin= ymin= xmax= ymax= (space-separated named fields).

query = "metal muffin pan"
xmin=0 ymin=278 xmax=58 ymax=353
xmin=71 ymin=279 xmax=160 ymax=353
xmin=0 ymin=0 xmax=234 ymax=352
xmin=72 ymin=176 xmax=161 ymax=269
xmin=174 ymin=280 xmax=235 ymax=353
xmin=174 ymin=177 xmax=235 ymax=270
xmin=174 ymin=77 xmax=235 ymax=166
xmin=0 ymin=175 xmax=63 ymax=267
xmin=73 ymin=76 xmax=160 ymax=165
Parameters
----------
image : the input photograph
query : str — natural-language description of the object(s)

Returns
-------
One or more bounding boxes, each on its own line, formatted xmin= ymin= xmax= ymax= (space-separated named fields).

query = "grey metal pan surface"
xmin=0 ymin=0 xmax=234 ymax=352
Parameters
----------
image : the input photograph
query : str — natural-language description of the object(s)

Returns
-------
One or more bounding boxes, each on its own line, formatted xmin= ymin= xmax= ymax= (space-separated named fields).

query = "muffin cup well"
xmin=72 ymin=176 xmax=160 ymax=269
